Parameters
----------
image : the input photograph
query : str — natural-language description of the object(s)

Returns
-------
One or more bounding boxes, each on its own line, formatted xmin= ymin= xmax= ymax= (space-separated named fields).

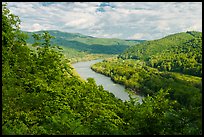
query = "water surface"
xmin=72 ymin=59 xmax=142 ymax=103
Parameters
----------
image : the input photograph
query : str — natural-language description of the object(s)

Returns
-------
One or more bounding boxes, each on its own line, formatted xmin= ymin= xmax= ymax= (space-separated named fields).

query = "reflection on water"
xmin=72 ymin=59 xmax=143 ymax=103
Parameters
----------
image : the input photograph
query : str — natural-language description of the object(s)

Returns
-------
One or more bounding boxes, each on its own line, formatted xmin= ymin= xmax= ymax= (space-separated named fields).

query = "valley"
xmin=72 ymin=59 xmax=143 ymax=103
xmin=2 ymin=3 xmax=202 ymax=135
xmin=24 ymin=30 xmax=144 ymax=63
xmin=24 ymin=30 xmax=144 ymax=54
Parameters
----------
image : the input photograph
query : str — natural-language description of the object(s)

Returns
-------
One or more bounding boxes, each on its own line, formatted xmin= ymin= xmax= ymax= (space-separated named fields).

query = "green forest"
xmin=119 ymin=31 xmax=202 ymax=76
xmin=26 ymin=43 xmax=114 ymax=63
xmin=24 ymin=30 xmax=144 ymax=54
xmin=24 ymin=27 xmax=144 ymax=63
xmin=91 ymin=30 xmax=202 ymax=134
xmin=2 ymin=3 xmax=202 ymax=135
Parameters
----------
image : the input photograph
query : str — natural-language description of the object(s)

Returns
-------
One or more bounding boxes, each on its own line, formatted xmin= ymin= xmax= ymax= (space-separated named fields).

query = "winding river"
xmin=72 ymin=59 xmax=143 ymax=103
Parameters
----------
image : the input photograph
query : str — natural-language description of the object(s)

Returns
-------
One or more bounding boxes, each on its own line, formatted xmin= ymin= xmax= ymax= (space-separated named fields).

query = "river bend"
xmin=72 ymin=59 xmax=142 ymax=103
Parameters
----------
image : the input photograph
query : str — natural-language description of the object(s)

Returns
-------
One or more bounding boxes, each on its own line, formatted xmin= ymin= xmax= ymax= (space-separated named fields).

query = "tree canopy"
xmin=2 ymin=3 xmax=202 ymax=135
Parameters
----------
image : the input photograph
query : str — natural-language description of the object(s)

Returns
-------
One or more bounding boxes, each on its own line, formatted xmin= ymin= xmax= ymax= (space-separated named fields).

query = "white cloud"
xmin=128 ymin=33 xmax=147 ymax=40
xmin=94 ymin=33 xmax=123 ymax=39
xmin=6 ymin=2 xmax=202 ymax=40
xmin=30 ymin=23 xmax=43 ymax=31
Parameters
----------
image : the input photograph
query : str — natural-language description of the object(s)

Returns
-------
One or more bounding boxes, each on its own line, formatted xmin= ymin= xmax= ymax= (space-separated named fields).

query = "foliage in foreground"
xmin=2 ymin=3 xmax=202 ymax=135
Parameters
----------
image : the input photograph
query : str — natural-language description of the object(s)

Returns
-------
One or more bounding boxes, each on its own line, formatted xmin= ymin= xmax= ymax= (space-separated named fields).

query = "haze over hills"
xmin=24 ymin=30 xmax=145 ymax=54
xmin=3 ymin=2 xmax=202 ymax=135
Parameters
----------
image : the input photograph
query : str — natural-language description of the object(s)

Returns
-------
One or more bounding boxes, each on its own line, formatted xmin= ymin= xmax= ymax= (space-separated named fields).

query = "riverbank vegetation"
xmin=2 ymin=4 xmax=202 ymax=135
xmin=91 ymin=58 xmax=201 ymax=106
xmin=91 ymin=31 xmax=202 ymax=134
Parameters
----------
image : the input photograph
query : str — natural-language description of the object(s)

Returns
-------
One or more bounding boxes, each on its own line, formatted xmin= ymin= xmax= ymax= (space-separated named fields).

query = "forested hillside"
xmin=91 ymin=32 xmax=202 ymax=134
xmin=24 ymin=30 xmax=144 ymax=54
xmin=26 ymin=43 xmax=113 ymax=63
xmin=2 ymin=4 xmax=201 ymax=135
xmin=119 ymin=31 xmax=202 ymax=76
xmin=92 ymin=58 xmax=201 ymax=105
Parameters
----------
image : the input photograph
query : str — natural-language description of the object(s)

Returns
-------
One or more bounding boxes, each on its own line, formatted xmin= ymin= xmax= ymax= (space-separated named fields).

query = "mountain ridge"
xmin=119 ymin=31 xmax=202 ymax=76
xmin=23 ymin=30 xmax=145 ymax=54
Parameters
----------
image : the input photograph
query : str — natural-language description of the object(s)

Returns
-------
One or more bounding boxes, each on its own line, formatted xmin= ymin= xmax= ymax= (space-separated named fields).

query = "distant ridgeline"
xmin=119 ymin=31 xmax=202 ymax=77
xmin=24 ymin=30 xmax=145 ymax=54
xmin=3 ymin=3 xmax=202 ymax=135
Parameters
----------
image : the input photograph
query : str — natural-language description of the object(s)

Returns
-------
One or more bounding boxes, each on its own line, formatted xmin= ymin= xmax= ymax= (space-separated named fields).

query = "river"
xmin=72 ymin=59 xmax=143 ymax=103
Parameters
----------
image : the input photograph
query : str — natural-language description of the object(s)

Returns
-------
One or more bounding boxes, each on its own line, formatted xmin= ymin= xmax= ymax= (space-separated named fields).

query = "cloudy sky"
xmin=6 ymin=2 xmax=202 ymax=40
